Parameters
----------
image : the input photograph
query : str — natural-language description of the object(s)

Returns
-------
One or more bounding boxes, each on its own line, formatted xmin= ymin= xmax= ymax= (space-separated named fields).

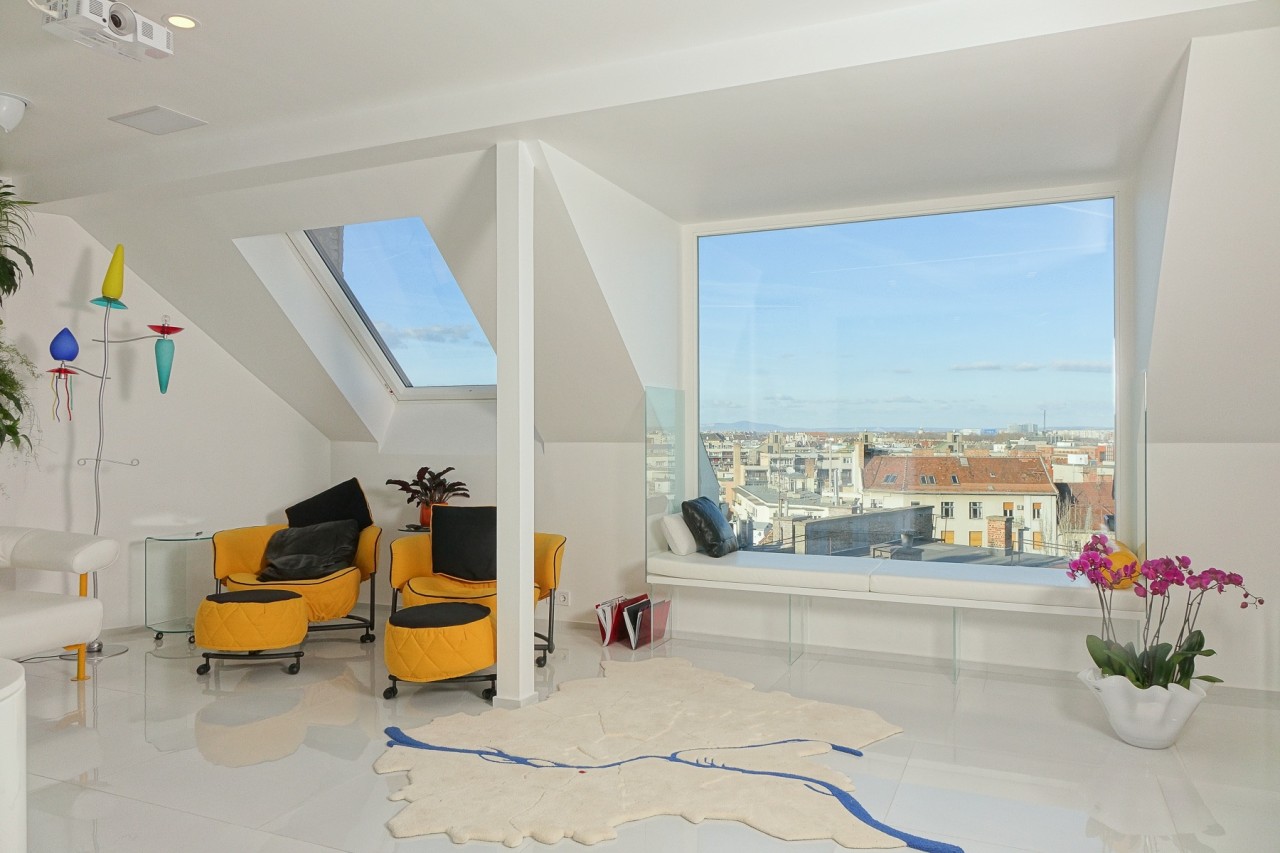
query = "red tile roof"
xmin=863 ymin=455 xmax=1056 ymax=495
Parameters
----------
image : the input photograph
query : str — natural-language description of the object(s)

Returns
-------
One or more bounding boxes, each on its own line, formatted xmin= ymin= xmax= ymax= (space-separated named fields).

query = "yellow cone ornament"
xmin=95 ymin=244 xmax=126 ymax=307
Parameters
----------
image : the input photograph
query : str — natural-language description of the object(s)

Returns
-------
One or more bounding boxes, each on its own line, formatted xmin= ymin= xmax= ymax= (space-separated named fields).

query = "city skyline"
xmin=698 ymin=199 xmax=1116 ymax=430
xmin=698 ymin=420 xmax=1113 ymax=434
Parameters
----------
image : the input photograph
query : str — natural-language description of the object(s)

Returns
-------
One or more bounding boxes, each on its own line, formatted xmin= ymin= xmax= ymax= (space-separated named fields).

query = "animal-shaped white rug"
xmin=376 ymin=657 xmax=960 ymax=852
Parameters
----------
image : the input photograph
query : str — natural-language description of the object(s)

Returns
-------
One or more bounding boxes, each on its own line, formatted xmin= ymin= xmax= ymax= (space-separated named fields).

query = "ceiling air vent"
xmin=108 ymin=105 xmax=206 ymax=135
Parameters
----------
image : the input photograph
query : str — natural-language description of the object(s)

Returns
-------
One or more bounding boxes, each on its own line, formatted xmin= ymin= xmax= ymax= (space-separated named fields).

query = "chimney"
xmin=852 ymin=441 xmax=866 ymax=501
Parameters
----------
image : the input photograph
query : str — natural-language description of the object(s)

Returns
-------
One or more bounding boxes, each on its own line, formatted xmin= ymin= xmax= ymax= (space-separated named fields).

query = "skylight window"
xmin=304 ymin=218 xmax=495 ymax=391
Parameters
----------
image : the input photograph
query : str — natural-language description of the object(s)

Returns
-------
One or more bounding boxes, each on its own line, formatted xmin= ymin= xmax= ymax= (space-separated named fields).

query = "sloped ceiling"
xmin=532 ymin=153 xmax=645 ymax=443
xmin=62 ymin=141 xmax=652 ymax=445
xmin=61 ymin=150 xmax=501 ymax=442
xmin=1146 ymin=27 xmax=1280 ymax=444
xmin=4 ymin=2 xmax=1279 ymax=446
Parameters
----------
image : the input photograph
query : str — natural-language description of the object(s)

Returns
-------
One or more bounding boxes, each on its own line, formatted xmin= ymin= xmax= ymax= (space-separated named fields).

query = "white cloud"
xmin=1051 ymin=360 xmax=1111 ymax=373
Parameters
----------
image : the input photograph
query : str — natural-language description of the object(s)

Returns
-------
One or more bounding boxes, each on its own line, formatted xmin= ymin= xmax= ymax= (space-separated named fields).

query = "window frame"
xmin=689 ymin=185 xmax=1126 ymax=551
xmin=288 ymin=229 xmax=497 ymax=402
xmin=969 ymin=501 xmax=983 ymax=519
xmin=940 ymin=501 xmax=955 ymax=519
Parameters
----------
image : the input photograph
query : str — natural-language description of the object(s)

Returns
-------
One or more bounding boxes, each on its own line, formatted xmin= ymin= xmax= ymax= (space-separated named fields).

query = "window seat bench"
xmin=646 ymin=549 xmax=1141 ymax=672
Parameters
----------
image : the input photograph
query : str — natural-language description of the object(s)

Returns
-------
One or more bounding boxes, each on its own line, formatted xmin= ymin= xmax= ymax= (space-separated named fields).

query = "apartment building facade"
xmin=862 ymin=455 xmax=1059 ymax=553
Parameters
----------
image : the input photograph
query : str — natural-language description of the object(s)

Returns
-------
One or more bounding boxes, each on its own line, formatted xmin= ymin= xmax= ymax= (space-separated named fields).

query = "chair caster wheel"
xmin=383 ymin=685 xmax=398 ymax=699
xmin=481 ymin=687 xmax=496 ymax=701
xmin=536 ymin=653 xmax=548 ymax=668
xmin=196 ymin=663 xmax=210 ymax=676
xmin=154 ymin=632 xmax=163 ymax=642
xmin=187 ymin=634 xmax=196 ymax=644
xmin=360 ymin=632 xmax=375 ymax=644
xmin=286 ymin=662 xmax=300 ymax=675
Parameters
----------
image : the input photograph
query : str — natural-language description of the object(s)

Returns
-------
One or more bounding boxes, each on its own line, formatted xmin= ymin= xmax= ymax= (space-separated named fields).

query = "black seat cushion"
xmin=206 ymin=589 xmax=302 ymax=605
xmin=681 ymin=496 xmax=739 ymax=558
xmin=390 ymin=602 xmax=492 ymax=629
xmin=431 ymin=506 xmax=496 ymax=582
xmin=285 ymin=478 xmax=373 ymax=530
xmin=259 ymin=519 xmax=360 ymax=581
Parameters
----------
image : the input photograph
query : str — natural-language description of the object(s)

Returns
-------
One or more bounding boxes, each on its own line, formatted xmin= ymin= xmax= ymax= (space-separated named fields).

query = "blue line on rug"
xmin=384 ymin=727 xmax=963 ymax=853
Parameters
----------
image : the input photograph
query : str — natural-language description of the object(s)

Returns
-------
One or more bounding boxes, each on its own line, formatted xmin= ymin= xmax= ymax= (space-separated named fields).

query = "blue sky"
xmin=698 ymin=199 xmax=1115 ymax=431
xmin=336 ymin=217 xmax=495 ymax=387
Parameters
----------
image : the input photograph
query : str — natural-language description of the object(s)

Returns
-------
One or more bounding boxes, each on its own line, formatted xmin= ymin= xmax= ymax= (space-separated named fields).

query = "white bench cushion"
xmin=648 ymin=549 xmax=1143 ymax=614
xmin=0 ymin=592 xmax=103 ymax=659
xmin=649 ymin=550 xmax=874 ymax=593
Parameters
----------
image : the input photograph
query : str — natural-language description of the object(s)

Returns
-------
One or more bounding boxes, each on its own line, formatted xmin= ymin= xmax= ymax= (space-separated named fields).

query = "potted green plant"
xmin=386 ymin=466 xmax=470 ymax=527
xmin=0 ymin=181 xmax=34 ymax=303
xmin=0 ymin=180 xmax=35 ymax=453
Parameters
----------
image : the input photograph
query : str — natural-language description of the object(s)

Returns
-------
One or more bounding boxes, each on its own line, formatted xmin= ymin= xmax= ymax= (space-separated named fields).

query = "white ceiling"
xmin=2 ymin=0 xmax=1277 ymax=445
xmin=2 ymin=0 xmax=1277 ymax=221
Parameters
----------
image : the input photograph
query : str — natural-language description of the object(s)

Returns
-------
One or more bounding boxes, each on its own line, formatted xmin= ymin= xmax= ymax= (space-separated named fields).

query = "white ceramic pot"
xmin=1078 ymin=667 xmax=1206 ymax=749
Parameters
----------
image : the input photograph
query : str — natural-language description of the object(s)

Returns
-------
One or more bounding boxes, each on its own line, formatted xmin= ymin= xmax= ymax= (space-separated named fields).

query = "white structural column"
xmin=493 ymin=140 xmax=538 ymax=708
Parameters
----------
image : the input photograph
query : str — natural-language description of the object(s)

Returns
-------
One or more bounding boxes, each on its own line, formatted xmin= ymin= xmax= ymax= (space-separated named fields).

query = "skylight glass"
xmin=305 ymin=218 xmax=495 ymax=389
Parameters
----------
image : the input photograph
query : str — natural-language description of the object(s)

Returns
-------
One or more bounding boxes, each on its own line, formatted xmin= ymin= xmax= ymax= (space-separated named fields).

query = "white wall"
xmin=0 ymin=214 xmax=330 ymax=629
xmin=330 ymin=439 xmax=498 ymax=605
xmin=1142 ymin=27 xmax=1280 ymax=690
xmin=1148 ymin=443 xmax=1280 ymax=689
xmin=534 ymin=442 xmax=647 ymax=625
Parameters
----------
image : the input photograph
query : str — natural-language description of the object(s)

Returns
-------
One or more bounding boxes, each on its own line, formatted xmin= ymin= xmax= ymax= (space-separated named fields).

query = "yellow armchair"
xmin=213 ymin=523 xmax=381 ymax=643
xmin=389 ymin=509 xmax=565 ymax=666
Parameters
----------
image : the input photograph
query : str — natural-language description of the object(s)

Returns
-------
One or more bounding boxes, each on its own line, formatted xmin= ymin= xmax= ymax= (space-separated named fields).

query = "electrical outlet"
xmin=554 ymin=589 xmax=571 ymax=607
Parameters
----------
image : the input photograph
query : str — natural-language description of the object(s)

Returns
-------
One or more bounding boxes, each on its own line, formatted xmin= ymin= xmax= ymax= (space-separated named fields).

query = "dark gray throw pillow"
xmin=260 ymin=519 xmax=360 ymax=581
xmin=681 ymin=496 xmax=738 ymax=558
xmin=431 ymin=505 xmax=497 ymax=582
xmin=284 ymin=478 xmax=373 ymax=530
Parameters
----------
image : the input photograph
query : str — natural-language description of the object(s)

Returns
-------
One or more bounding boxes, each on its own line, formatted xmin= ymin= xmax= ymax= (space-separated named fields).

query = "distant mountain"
xmin=701 ymin=420 xmax=783 ymax=433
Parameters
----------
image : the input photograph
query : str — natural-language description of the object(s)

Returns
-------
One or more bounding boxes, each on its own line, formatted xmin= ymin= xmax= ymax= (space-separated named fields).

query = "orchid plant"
xmin=1068 ymin=534 xmax=1263 ymax=690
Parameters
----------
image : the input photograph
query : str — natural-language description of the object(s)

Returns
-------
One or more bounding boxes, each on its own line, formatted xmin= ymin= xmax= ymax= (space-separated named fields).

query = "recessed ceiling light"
xmin=165 ymin=15 xmax=200 ymax=29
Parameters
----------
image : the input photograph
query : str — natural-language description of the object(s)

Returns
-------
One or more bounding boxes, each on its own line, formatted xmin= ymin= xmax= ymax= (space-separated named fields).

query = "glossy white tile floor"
xmin=18 ymin=618 xmax=1280 ymax=853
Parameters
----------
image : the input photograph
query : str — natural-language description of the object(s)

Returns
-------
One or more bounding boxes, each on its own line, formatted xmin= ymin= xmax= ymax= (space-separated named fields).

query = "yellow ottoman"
xmin=195 ymin=589 xmax=308 ymax=676
xmin=383 ymin=602 xmax=495 ymax=700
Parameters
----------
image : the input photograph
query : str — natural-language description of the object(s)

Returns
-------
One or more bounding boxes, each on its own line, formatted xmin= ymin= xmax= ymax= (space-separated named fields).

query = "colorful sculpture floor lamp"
xmin=48 ymin=244 xmax=182 ymax=661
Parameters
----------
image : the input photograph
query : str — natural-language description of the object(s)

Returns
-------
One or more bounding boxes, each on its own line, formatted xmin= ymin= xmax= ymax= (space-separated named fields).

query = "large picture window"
xmin=698 ymin=199 xmax=1115 ymax=564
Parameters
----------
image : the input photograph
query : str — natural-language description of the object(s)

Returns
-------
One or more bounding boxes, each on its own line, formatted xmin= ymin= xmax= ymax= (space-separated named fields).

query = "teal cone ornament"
xmin=147 ymin=318 xmax=183 ymax=394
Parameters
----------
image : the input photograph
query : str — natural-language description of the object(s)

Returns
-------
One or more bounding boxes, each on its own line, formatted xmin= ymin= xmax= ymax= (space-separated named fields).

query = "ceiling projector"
xmin=41 ymin=1 xmax=173 ymax=60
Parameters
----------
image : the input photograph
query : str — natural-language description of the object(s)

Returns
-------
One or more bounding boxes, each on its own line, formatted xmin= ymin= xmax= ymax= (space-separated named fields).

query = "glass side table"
xmin=144 ymin=533 xmax=214 ymax=644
